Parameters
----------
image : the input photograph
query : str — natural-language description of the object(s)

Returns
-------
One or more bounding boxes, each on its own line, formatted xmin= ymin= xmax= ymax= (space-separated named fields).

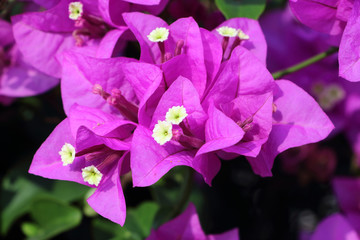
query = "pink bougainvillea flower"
xmin=311 ymin=213 xmax=360 ymax=240
xmin=333 ymin=178 xmax=360 ymax=232
xmin=289 ymin=0 xmax=360 ymax=82
xmin=122 ymin=12 xmax=210 ymax=96
xmin=0 ymin=19 xmax=58 ymax=98
xmin=201 ymin=46 xmax=274 ymax=162
xmin=99 ymin=0 xmax=168 ymax=27
xmin=339 ymin=0 xmax=360 ymax=82
xmin=131 ymin=75 xmax=221 ymax=187
xmin=30 ymin=104 xmax=136 ymax=225
xmin=60 ymin=49 xmax=165 ymax=129
xmin=212 ymin=18 xmax=267 ymax=63
xmin=262 ymin=8 xmax=360 ymax=165
xmin=311 ymin=178 xmax=360 ymax=239
xmin=147 ymin=203 xmax=239 ymax=240
xmin=247 ymin=80 xmax=334 ymax=176
xmin=289 ymin=0 xmax=354 ymax=36
xmin=12 ymin=0 xmax=129 ymax=78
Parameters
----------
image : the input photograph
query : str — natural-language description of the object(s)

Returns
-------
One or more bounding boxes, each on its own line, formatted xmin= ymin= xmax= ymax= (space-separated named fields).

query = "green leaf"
xmin=92 ymin=202 xmax=159 ymax=240
xmin=215 ymin=0 xmax=266 ymax=19
xmin=125 ymin=202 xmax=159 ymax=237
xmin=26 ymin=198 xmax=82 ymax=240
xmin=51 ymin=181 xmax=89 ymax=202
xmin=21 ymin=222 xmax=40 ymax=237
xmin=1 ymin=177 xmax=45 ymax=235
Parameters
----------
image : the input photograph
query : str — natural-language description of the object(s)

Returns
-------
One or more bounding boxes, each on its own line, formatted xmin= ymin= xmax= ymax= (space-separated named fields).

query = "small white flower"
xmin=216 ymin=26 xmax=238 ymax=37
xmin=82 ymin=165 xmax=103 ymax=186
xmin=147 ymin=27 xmax=169 ymax=42
xmin=325 ymin=84 xmax=345 ymax=101
xmin=59 ymin=143 xmax=76 ymax=166
xmin=165 ymin=106 xmax=188 ymax=125
xmin=152 ymin=120 xmax=173 ymax=145
xmin=68 ymin=2 xmax=83 ymax=20
xmin=237 ymin=29 xmax=250 ymax=40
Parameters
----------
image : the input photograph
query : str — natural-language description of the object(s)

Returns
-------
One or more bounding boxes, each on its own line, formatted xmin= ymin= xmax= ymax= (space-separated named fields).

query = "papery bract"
xmin=247 ymin=80 xmax=334 ymax=177
xmin=30 ymin=104 xmax=136 ymax=225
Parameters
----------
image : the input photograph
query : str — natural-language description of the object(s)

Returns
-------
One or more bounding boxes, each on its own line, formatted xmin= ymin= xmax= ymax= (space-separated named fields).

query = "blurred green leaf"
xmin=92 ymin=202 xmax=159 ymax=240
xmin=51 ymin=181 xmax=89 ymax=202
xmin=21 ymin=222 xmax=40 ymax=237
xmin=83 ymin=189 xmax=97 ymax=217
xmin=1 ymin=177 xmax=45 ymax=235
xmin=215 ymin=0 xmax=266 ymax=19
xmin=26 ymin=198 xmax=82 ymax=240
xmin=125 ymin=202 xmax=159 ymax=237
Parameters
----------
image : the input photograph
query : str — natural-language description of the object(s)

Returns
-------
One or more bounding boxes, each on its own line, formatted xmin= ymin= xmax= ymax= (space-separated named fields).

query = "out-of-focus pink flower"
xmin=147 ymin=203 xmax=239 ymax=240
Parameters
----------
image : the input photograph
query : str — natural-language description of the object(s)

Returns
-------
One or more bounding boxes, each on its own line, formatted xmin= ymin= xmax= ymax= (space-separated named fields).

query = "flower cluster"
xmin=6 ymin=0 xmax=360 ymax=238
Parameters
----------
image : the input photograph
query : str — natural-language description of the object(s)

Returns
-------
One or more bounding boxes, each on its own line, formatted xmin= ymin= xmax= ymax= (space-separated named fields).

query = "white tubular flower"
xmin=152 ymin=120 xmax=173 ymax=145
xmin=325 ymin=84 xmax=345 ymax=102
xmin=59 ymin=143 xmax=76 ymax=166
xmin=216 ymin=26 xmax=238 ymax=37
xmin=147 ymin=27 xmax=169 ymax=42
xmin=82 ymin=165 xmax=103 ymax=186
xmin=69 ymin=2 xmax=83 ymax=20
xmin=238 ymin=29 xmax=250 ymax=40
xmin=165 ymin=106 xmax=188 ymax=125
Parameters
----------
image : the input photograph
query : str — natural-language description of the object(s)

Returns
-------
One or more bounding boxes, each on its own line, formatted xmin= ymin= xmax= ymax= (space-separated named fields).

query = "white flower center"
xmin=313 ymin=83 xmax=345 ymax=110
xmin=59 ymin=143 xmax=76 ymax=166
xmin=165 ymin=106 xmax=188 ymax=125
xmin=69 ymin=2 xmax=83 ymax=20
xmin=147 ymin=27 xmax=169 ymax=42
xmin=82 ymin=165 xmax=103 ymax=186
xmin=216 ymin=26 xmax=238 ymax=37
xmin=238 ymin=29 xmax=249 ymax=40
xmin=152 ymin=120 xmax=173 ymax=145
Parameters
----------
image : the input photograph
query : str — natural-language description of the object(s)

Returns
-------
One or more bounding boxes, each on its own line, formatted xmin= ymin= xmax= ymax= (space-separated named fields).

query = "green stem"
xmin=271 ymin=47 xmax=338 ymax=79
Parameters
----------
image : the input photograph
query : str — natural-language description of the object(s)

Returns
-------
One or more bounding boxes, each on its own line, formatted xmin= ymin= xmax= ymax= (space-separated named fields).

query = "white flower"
xmin=152 ymin=120 xmax=173 ymax=145
xmin=59 ymin=143 xmax=76 ymax=166
xmin=237 ymin=29 xmax=250 ymax=40
xmin=147 ymin=27 xmax=169 ymax=42
xmin=68 ymin=2 xmax=83 ymax=20
xmin=82 ymin=165 xmax=103 ymax=186
xmin=165 ymin=106 xmax=188 ymax=125
xmin=216 ymin=26 xmax=238 ymax=37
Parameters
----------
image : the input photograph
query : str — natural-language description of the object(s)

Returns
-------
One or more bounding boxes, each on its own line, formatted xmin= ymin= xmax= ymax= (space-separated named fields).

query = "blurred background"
xmin=1 ymin=0 xmax=359 ymax=239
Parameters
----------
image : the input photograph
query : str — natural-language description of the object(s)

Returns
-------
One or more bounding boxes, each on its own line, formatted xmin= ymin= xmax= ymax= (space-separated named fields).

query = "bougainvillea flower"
xmin=12 ymin=0 xmax=129 ymax=78
xmin=30 ymin=104 xmax=136 ymax=225
xmin=289 ymin=0 xmax=354 ymax=36
xmin=333 ymin=178 xmax=360 ymax=232
xmin=0 ymin=19 xmax=58 ymax=98
xmin=247 ymin=80 xmax=334 ymax=176
xmin=60 ymin=50 xmax=164 ymax=121
xmin=99 ymin=0 xmax=168 ymax=27
xmin=122 ymin=12 xmax=210 ymax=96
xmin=262 ymin=8 xmax=360 ymax=165
xmin=202 ymin=46 xmax=274 ymax=161
xmin=131 ymin=75 xmax=221 ymax=186
xmin=212 ymin=18 xmax=267 ymax=63
xmin=289 ymin=0 xmax=360 ymax=82
xmin=311 ymin=178 xmax=360 ymax=239
xmin=311 ymin=213 xmax=359 ymax=240
xmin=147 ymin=203 xmax=239 ymax=240
xmin=339 ymin=0 xmax=360 ymax=82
